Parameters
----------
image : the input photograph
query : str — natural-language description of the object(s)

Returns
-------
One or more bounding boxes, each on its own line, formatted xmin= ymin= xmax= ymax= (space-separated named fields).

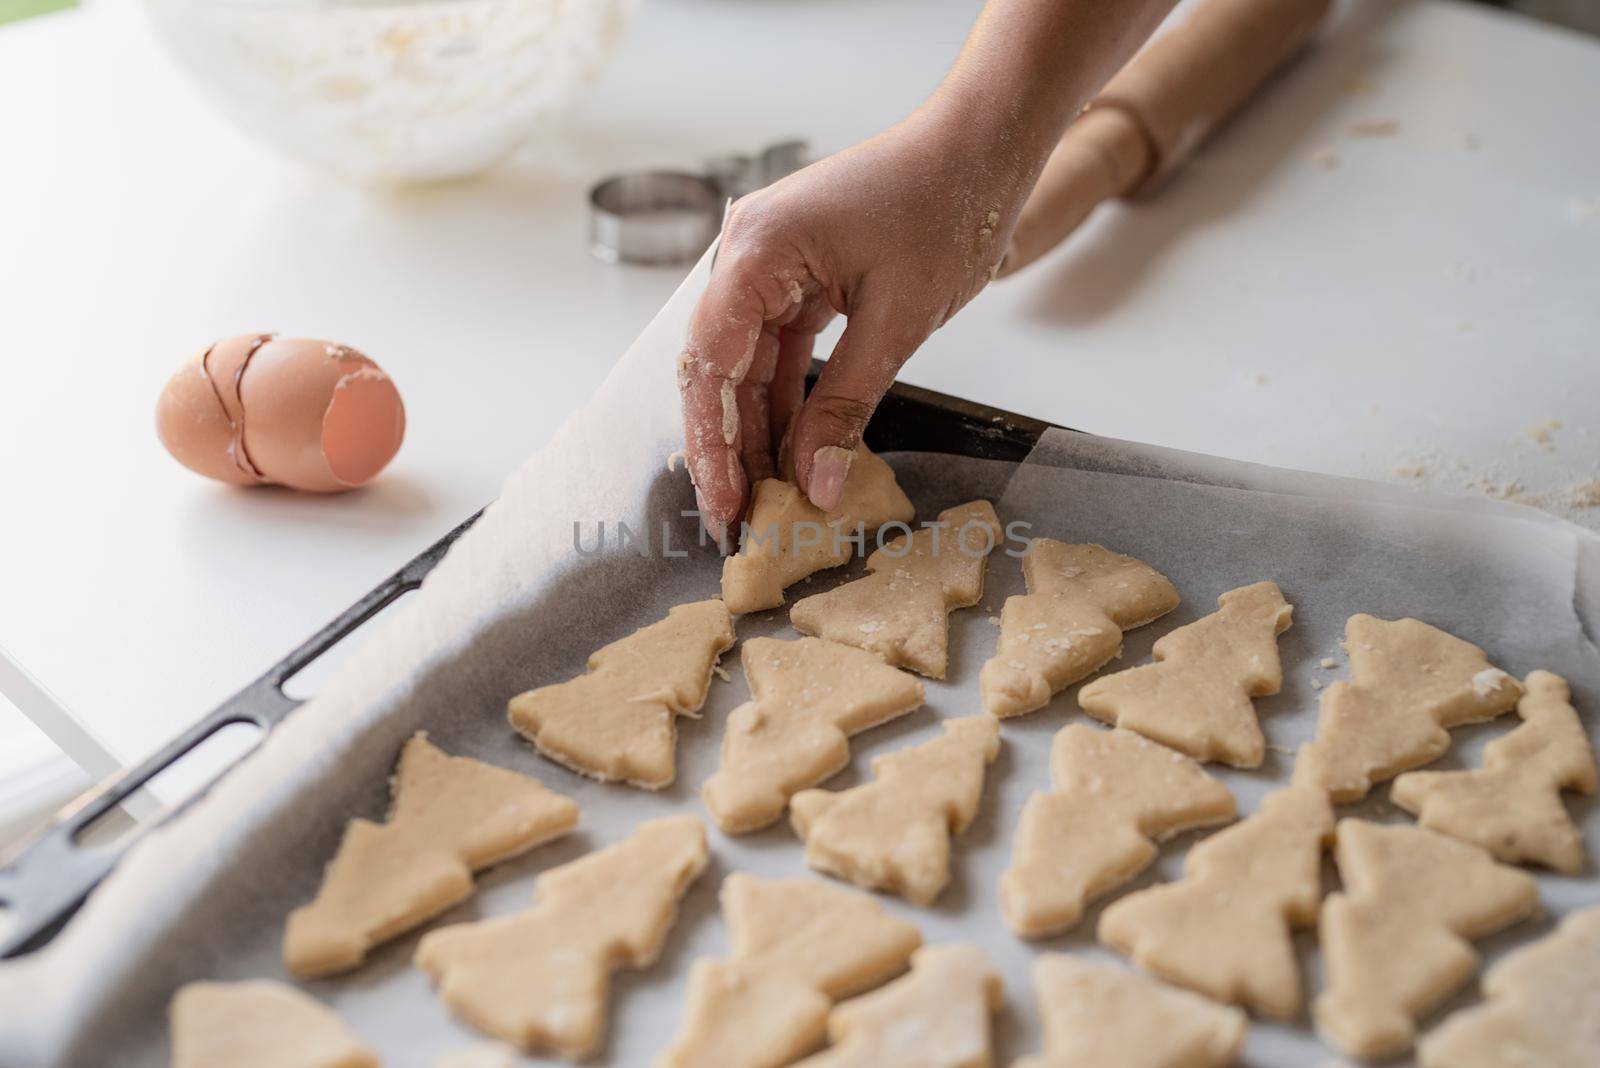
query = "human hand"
xmin=677 ymin=101 xmax=1037 ymax=549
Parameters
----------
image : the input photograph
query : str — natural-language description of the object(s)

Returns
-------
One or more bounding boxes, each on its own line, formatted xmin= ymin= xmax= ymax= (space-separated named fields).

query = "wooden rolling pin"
xmin=1000 ymin=0 xmax=1333 ymax=276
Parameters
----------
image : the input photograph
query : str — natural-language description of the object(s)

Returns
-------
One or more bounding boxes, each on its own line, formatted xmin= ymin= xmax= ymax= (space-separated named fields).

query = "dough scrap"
xmin=169 ymin=980 xmax=377 ymax=1068
xmin=1392 ymin=669 xmax=1596 ymax=873
xmin=1293 ymin=614 xmax=1522 ymax=802
xmin=1077 ymin=581 xmax=1293 ymax=767
xmin=658 ymin=873 xmax=923 ymax=1068
xmin=722 ymin=445 xmax=915 ymax=615
xmin=507 ymin=599 xmax=734 ymax=789
xmin=981 ymin=541 xmax=1179 ymax=718
xmin=1314 ymin=819 xmax=1541 ymax=1060
xmin=791 ymin=715 xmax=1000 ymax=906
xmin=1098 ymin=785 xmax=1333 ymax=1019
xmin=702 ymin=636 xmax=925 ymax=834
xmin=1419 ymin=904 xmax=1600 ymax=1068
xmin=792 ymin=944 xmax=1003 ymax=1068
xmin=790 ymin=500 xmax=1002 ymax=678
xmin=1000 ymin=724 xmax=1235 ymax=938
xmin=415 ymin=815 xmax=708 ymax=1059
xmin=283 ymin=733 xmax=579 ymax=978
xmin=1013 ymin=954 xmax=1247 ymax=1068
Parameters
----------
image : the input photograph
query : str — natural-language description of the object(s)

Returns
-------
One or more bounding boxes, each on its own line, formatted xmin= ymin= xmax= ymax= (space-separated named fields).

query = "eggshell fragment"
xmin=155 ymin=334 xmax=405 ymax=492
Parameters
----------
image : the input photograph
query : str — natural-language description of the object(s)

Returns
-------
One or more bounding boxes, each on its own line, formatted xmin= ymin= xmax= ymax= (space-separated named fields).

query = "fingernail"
xmin=808 ymin=446 xmax=853 ymax=512
xmin=696 ymin=488 xmax=731 ymax=555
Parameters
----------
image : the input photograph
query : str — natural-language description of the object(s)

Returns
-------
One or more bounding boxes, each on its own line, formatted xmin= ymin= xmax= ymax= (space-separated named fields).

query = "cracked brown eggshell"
xmin=156 ymin=334 xmax=406 ymax=493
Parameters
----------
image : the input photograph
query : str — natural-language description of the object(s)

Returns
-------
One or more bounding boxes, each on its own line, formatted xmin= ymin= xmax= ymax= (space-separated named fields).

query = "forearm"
xmin=926 ymin=0 xmax=1179 ymax=193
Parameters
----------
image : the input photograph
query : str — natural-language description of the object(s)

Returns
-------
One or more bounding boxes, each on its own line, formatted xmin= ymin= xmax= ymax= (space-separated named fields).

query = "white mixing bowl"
xmin=146 ymin=0 xmax=638 ymax=183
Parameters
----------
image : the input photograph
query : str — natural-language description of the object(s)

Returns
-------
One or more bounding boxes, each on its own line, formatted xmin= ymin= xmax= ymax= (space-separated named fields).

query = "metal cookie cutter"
xmin=589 ymin=140 xmax=809 ymax=266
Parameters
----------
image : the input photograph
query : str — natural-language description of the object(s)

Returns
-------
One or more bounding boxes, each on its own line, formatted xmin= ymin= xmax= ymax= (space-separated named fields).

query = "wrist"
xmin=911 ymin=84 xmax=1061 ymax=209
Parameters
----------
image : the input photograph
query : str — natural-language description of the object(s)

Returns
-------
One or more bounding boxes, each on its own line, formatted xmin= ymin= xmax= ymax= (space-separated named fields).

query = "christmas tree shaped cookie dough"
xmin=507 ymin=599 xmax=734 ymax=789
xmin=1392 ymin=670 xmax=1596 ymax=873
xmin=981 ymin=541 xmax=1179 ymax=718
xmin=1077 ymin=581 xmax=1293 ymax=767
xmin=415 ymin=815 xmax=709 ymax=1059
xmin=791 ymin=715 xmax=1000 ymax=906
xmin=170 ymin=980 xmax=378 ymax=1068
xmin=790 ymin=500 xmax=1003 ymax=678
xmin=722 ymin=445 xmax=915 ymax=615
xmin=1419 ymin=904 xmax=1600 ymax=1068
xmin=1294 ymin=614 xmax=1522 ymax=802
xmin=658 ymin=873 xmax=922 ymax=1068
xmin=703 ymin=636 xmax=925 ymax=834
xmin=284 ymin=733 xmax=578 ymax=979
xmin=1013 ymin=955 xmax=1248 ymax=1068
xmin=791 ymin=944 xmax=1003 ymax=1068
xmin=1098 ymin=785 xmax=1333 ymax=1019
xmin=1314 ymin=819 xmax=1540 ymax=1060
xmin=1001 ymin=724 xmax=1235 ymax=938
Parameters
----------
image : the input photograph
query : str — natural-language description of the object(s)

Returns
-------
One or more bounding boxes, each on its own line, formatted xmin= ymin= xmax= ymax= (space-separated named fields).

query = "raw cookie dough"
xmin=722 ymin=445 xmax=915 ymax=615
xmin=169 ymin=980 xmax=378 ymax=1068
xmin=1077 ymin=581 xmax=1293 ymax=768
xmin=702 ymin=636 xmax=925 ymax=834
xmin=1392 ymin=669 xmax=1597 ymax=873
xmin=1012 ymin=954 xmax=1248 ymax=1068
xmin=433 ymin=1046 xmax=515 ymax=1068
xmin=1419 ymin=904 xmax=1600 ymax=1068
xmin=415 ymin=815 xmax=708 ymax=1060
xmin=790 ymin=715 xmax=1000 ymax=906
xmin=1099 ymin=785 xmax=1333 ymax=1019
xmin=507 ymin=599 xmax=734 ymax=789
xmin=790 ymin=500 xmax=1002 ymax=678
xmin=980 ymin=541 xmax=1179 ymax=718
xmin=1314 ymin=819 xmax=1540 ymax=1060
xmin=1293 ymin=614 xmax=1522 ymax=802
xmin=1000 ymin=724 xmax=1235 ymax=938
xmin=792 ymin=944 xmax=1003 ymax=1068
xmin=283 ymin=733 xmax=578 ymax=978
xmin=658 ymin=873 xmax=922 ymax=1068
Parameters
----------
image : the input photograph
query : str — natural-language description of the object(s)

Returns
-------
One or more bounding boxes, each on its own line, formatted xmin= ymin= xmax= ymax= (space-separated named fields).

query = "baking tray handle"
xmin=0 ymin=512 xmax=481 ymax=959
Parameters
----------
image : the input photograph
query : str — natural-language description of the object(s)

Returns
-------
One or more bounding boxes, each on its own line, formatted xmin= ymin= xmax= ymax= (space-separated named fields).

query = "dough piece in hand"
xmin=1013 ymin=954 xmax=1247 ymax=1068
xmin=790 ymin=500 xmax=1002 ymax=678
xmin=659 ymin=873 xmax=923 ymax=1068
xmin=1077 ymin=581 xmax=1293 ymax=767
xmin=1418 ymin=904 xmax=1600 ymax=1068
xmin=791 ymin=715 xmax=1000 ymax=906
xmin=170 ymin=980 xmax=378 ymax=1068
xmin=1000 ymin=724 xmax=1235 ymax=938
xmin=507 ymin=599 xmax=734 ymax=789
xmin=1098 ymin=785 xmax=1333 ymax=1019
xmin=722 ymin=445 xmax=915 ymax=615
xmin=1392 ymin=669 xmax=1596 ymax=873
xmin=981 ymin=541 xmax=1179 ymax=718
xmin=1293 ymin=614 xmax=1522 ymax=802
xmin=1314 ymin=819 xmax=1540 ymax=1060
xmin=792 ymin=944 xmax=1003 ymax=1068
xmin=415 ymin=815 xmax=709 ymax=1060
xmin=283 ymin=733 xmax=579 ymax=978
xmin=703 ymin=636 xmax=925 ymax=834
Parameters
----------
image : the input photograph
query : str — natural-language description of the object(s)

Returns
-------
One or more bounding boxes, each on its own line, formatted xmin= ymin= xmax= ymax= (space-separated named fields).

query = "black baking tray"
xmin=0 ymin=366 xmax=1060 ymax=959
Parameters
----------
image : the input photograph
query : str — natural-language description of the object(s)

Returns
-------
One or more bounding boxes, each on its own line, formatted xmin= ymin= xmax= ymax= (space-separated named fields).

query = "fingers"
xmin=768 ymin=295 xmax=835 ymax=458
xmin=789 ymin=300 xmax=927 ymax=511
xmin=734 ymin=330 xmax=780 ymax=483
xmin=678 ymin=241 xmax=804 ymax=547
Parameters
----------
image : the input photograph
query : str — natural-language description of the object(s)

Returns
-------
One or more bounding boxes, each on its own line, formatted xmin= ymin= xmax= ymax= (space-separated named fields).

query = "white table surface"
xmin=1 ymin=0 xmax=1596 ymax=792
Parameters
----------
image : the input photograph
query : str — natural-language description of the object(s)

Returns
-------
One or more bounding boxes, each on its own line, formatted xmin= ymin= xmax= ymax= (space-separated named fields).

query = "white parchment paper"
xmin=1 ymin=246 xmax=1597 ymax=1067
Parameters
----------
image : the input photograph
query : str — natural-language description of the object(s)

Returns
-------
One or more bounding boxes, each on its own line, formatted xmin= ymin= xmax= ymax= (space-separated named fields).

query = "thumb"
xmin=789 ymin=302 xmax=926 ymax=511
